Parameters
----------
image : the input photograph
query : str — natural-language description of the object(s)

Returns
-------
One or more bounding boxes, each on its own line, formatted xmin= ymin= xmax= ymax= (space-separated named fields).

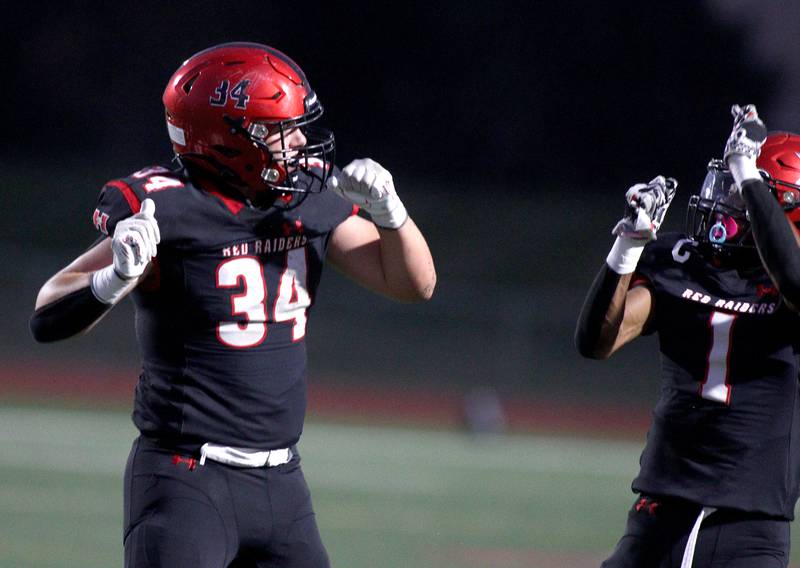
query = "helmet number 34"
xmin=209 ymin=79 xmax=251 ymax=109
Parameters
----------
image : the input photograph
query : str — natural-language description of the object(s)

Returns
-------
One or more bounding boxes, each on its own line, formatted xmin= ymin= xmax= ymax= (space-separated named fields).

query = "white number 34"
xmin=215 ymin=251 xmax=310 ymax=348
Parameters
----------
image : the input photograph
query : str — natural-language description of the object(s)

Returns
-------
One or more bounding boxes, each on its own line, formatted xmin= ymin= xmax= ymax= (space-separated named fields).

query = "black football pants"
xmin=123 ymin=436 xmax=329 ymax=568
xmin=602 ymin=494 xmax=790 ymax=568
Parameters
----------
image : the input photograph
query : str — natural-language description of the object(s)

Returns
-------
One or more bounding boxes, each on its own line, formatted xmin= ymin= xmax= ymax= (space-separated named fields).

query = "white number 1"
xmin=699 ymin=311 xmax=736 ymax=404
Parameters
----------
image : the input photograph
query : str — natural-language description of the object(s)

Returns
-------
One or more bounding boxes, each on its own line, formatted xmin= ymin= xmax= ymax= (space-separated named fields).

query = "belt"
xmin=199 ymin=443 xmax=293 ymax=468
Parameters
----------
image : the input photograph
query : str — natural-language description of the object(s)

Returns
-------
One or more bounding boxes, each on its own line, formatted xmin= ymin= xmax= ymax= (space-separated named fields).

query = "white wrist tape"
xmin=91 ymin=265 xmax=139 ymax=305
xmin=606 ymin=236 xmax=646 ymax=275
xmin=370 ymin=199 xmax=408 ymax=229
xmin=727 ymin=154 xmax=761 ymax=187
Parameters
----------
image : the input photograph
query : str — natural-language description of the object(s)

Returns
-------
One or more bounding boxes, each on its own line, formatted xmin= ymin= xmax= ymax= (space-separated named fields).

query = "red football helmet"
xmin=162 ymin=42 xmax=334 ymax=192
xmin=757 ymin=132 xmax=800 ymax=225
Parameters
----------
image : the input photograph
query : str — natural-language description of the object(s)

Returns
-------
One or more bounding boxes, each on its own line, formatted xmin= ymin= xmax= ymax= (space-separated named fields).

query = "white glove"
xmin=724 ymin=104 xmax=767 ymax=162
xmin=611 ymin=176 xmax=677 ymax=242
xmin=91 ymin=199 xmax=160 ymax=305
xmin=607 ymin=176 xmax=677 ymax=275
xmin=724 ymin=104 xmax=767 ymax=186
xmin=329 ymin=158 xmax=408 ymax=229
xmin=112 ymin=198 xmax=160 ymax=279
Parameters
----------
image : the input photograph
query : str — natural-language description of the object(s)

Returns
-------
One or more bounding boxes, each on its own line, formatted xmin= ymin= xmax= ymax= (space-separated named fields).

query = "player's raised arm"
xmin=575 ymin=176 xmax=676 ymax=359
xmin=30 ymin=199 xmax=160 ymax=342
xmin=724 ymin=104 xmax=800 ymax=311
xmin=326 ymin=158 xmax=436 ymax=302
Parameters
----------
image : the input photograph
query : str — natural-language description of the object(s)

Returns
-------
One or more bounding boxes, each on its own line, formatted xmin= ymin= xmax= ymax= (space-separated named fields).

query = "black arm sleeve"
xmin=29 ymin=287 xmax=113 ymax=343
xmin=574 ymin=264 xmax=626 ymax=358
xmin=741 ymin=179 xmax=800 ymax=308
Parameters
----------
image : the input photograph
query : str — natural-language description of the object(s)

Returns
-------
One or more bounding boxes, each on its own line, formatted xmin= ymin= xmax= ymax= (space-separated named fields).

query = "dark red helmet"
xmin=162 ymin=42 xmax=334 ymax=192
xmin=757 ymin=132 xmax=800 ymax=225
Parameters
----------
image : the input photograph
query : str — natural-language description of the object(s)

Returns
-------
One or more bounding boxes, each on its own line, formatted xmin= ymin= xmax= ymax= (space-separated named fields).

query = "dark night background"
xmin=2 ymin=2 xmax=796 ymax=415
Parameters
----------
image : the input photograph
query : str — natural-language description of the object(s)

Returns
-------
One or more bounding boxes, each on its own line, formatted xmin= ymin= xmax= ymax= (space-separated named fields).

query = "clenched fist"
xmin=329 ymin=159 xmax=408 ymax=229
xmin=112 ymin=199 xmax=160 ymax=279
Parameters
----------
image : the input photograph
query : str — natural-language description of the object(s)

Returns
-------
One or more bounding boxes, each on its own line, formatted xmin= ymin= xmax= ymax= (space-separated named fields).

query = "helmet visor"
xmin=686 ymin=159 xmax=751 ymax=248
xmin=699 ymin=160 xmax=745 ymax=210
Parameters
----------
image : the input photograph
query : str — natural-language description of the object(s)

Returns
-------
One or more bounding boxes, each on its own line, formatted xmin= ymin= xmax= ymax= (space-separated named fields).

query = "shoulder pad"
xmin=123 ymin=165 xmax=188 ymax=196
xmin=637 ymin=233 xmax=699 ymax=276
xmin=91 ymin=164 xmax=184 ymax=236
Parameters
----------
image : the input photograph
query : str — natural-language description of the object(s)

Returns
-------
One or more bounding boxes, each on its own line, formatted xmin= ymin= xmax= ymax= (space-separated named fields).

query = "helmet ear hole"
xmin=182 ymin=73 xmax=200 ymax=94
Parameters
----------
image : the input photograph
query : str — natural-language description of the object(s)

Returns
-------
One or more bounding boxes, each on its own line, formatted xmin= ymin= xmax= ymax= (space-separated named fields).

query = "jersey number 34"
xmin=215 ymin=251 xmax=310 ymax=348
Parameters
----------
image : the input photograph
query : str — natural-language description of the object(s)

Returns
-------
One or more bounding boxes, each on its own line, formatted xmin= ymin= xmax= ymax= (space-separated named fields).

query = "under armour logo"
xmin=635 ymin=497 xmax=660 ymax=516
xmin=757 ymin=284 xmax=778 ymax=297
xmin=171 ymin=454 xmax=197 ymax=470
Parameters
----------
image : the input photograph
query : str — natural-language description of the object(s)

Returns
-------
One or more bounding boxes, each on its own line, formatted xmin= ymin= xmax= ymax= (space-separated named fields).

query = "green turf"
xmin=0 ymin=406 xmax=793 ymax=567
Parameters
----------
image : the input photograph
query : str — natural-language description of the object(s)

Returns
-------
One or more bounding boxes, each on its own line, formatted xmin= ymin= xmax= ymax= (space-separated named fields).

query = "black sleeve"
xmin=741 ymin=179 xmax=800 ymax=308
xmin=574 ymin=264 xmax=626 ymax=358
xmin=30 ymin=287 xmax=113 ymax=343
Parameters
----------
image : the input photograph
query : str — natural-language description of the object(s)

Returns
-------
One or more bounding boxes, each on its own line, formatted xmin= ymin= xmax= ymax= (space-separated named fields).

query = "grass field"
xmin=1 ymin=405 xmax=797 ymax=568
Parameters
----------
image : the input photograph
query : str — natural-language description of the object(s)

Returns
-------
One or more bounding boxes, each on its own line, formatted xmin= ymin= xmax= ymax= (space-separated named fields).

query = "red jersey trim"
xmin=351 ymin=204 xmax=360 ymax=216
xmin=107 ymin=180 xmax=141 ymax=213
xmin=205 ymin=187 xmax=245 ymax=215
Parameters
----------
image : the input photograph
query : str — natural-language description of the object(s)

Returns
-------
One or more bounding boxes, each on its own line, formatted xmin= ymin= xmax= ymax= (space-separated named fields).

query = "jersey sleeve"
xmin=629 ymin=234 xmax=683 ymax=335
xmin=632 ymin=232 xmax=684 ymax=289
xmin=318 ymin=191 xmax=358 ymax=234
xmin=293 ymin=165 xmax=359 ymax=235
xmin=326 ymin=165 xmax=360 ymax=225
xmin=91 ymin=180 xmax=143 ymax=238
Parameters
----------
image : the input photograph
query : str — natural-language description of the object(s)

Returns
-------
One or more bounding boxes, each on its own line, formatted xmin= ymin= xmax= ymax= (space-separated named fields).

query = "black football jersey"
xmin=91 ymin=164 xmax=355 ymax=450
xmin=631 ymin=232 xmax=800 ymax=519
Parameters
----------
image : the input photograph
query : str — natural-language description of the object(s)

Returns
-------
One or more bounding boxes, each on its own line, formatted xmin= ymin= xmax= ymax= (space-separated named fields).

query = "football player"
xmin=575 ymin=105 xmax=800 ymax=567
xmin=29 ymin=43 xmax=436 ymax=568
